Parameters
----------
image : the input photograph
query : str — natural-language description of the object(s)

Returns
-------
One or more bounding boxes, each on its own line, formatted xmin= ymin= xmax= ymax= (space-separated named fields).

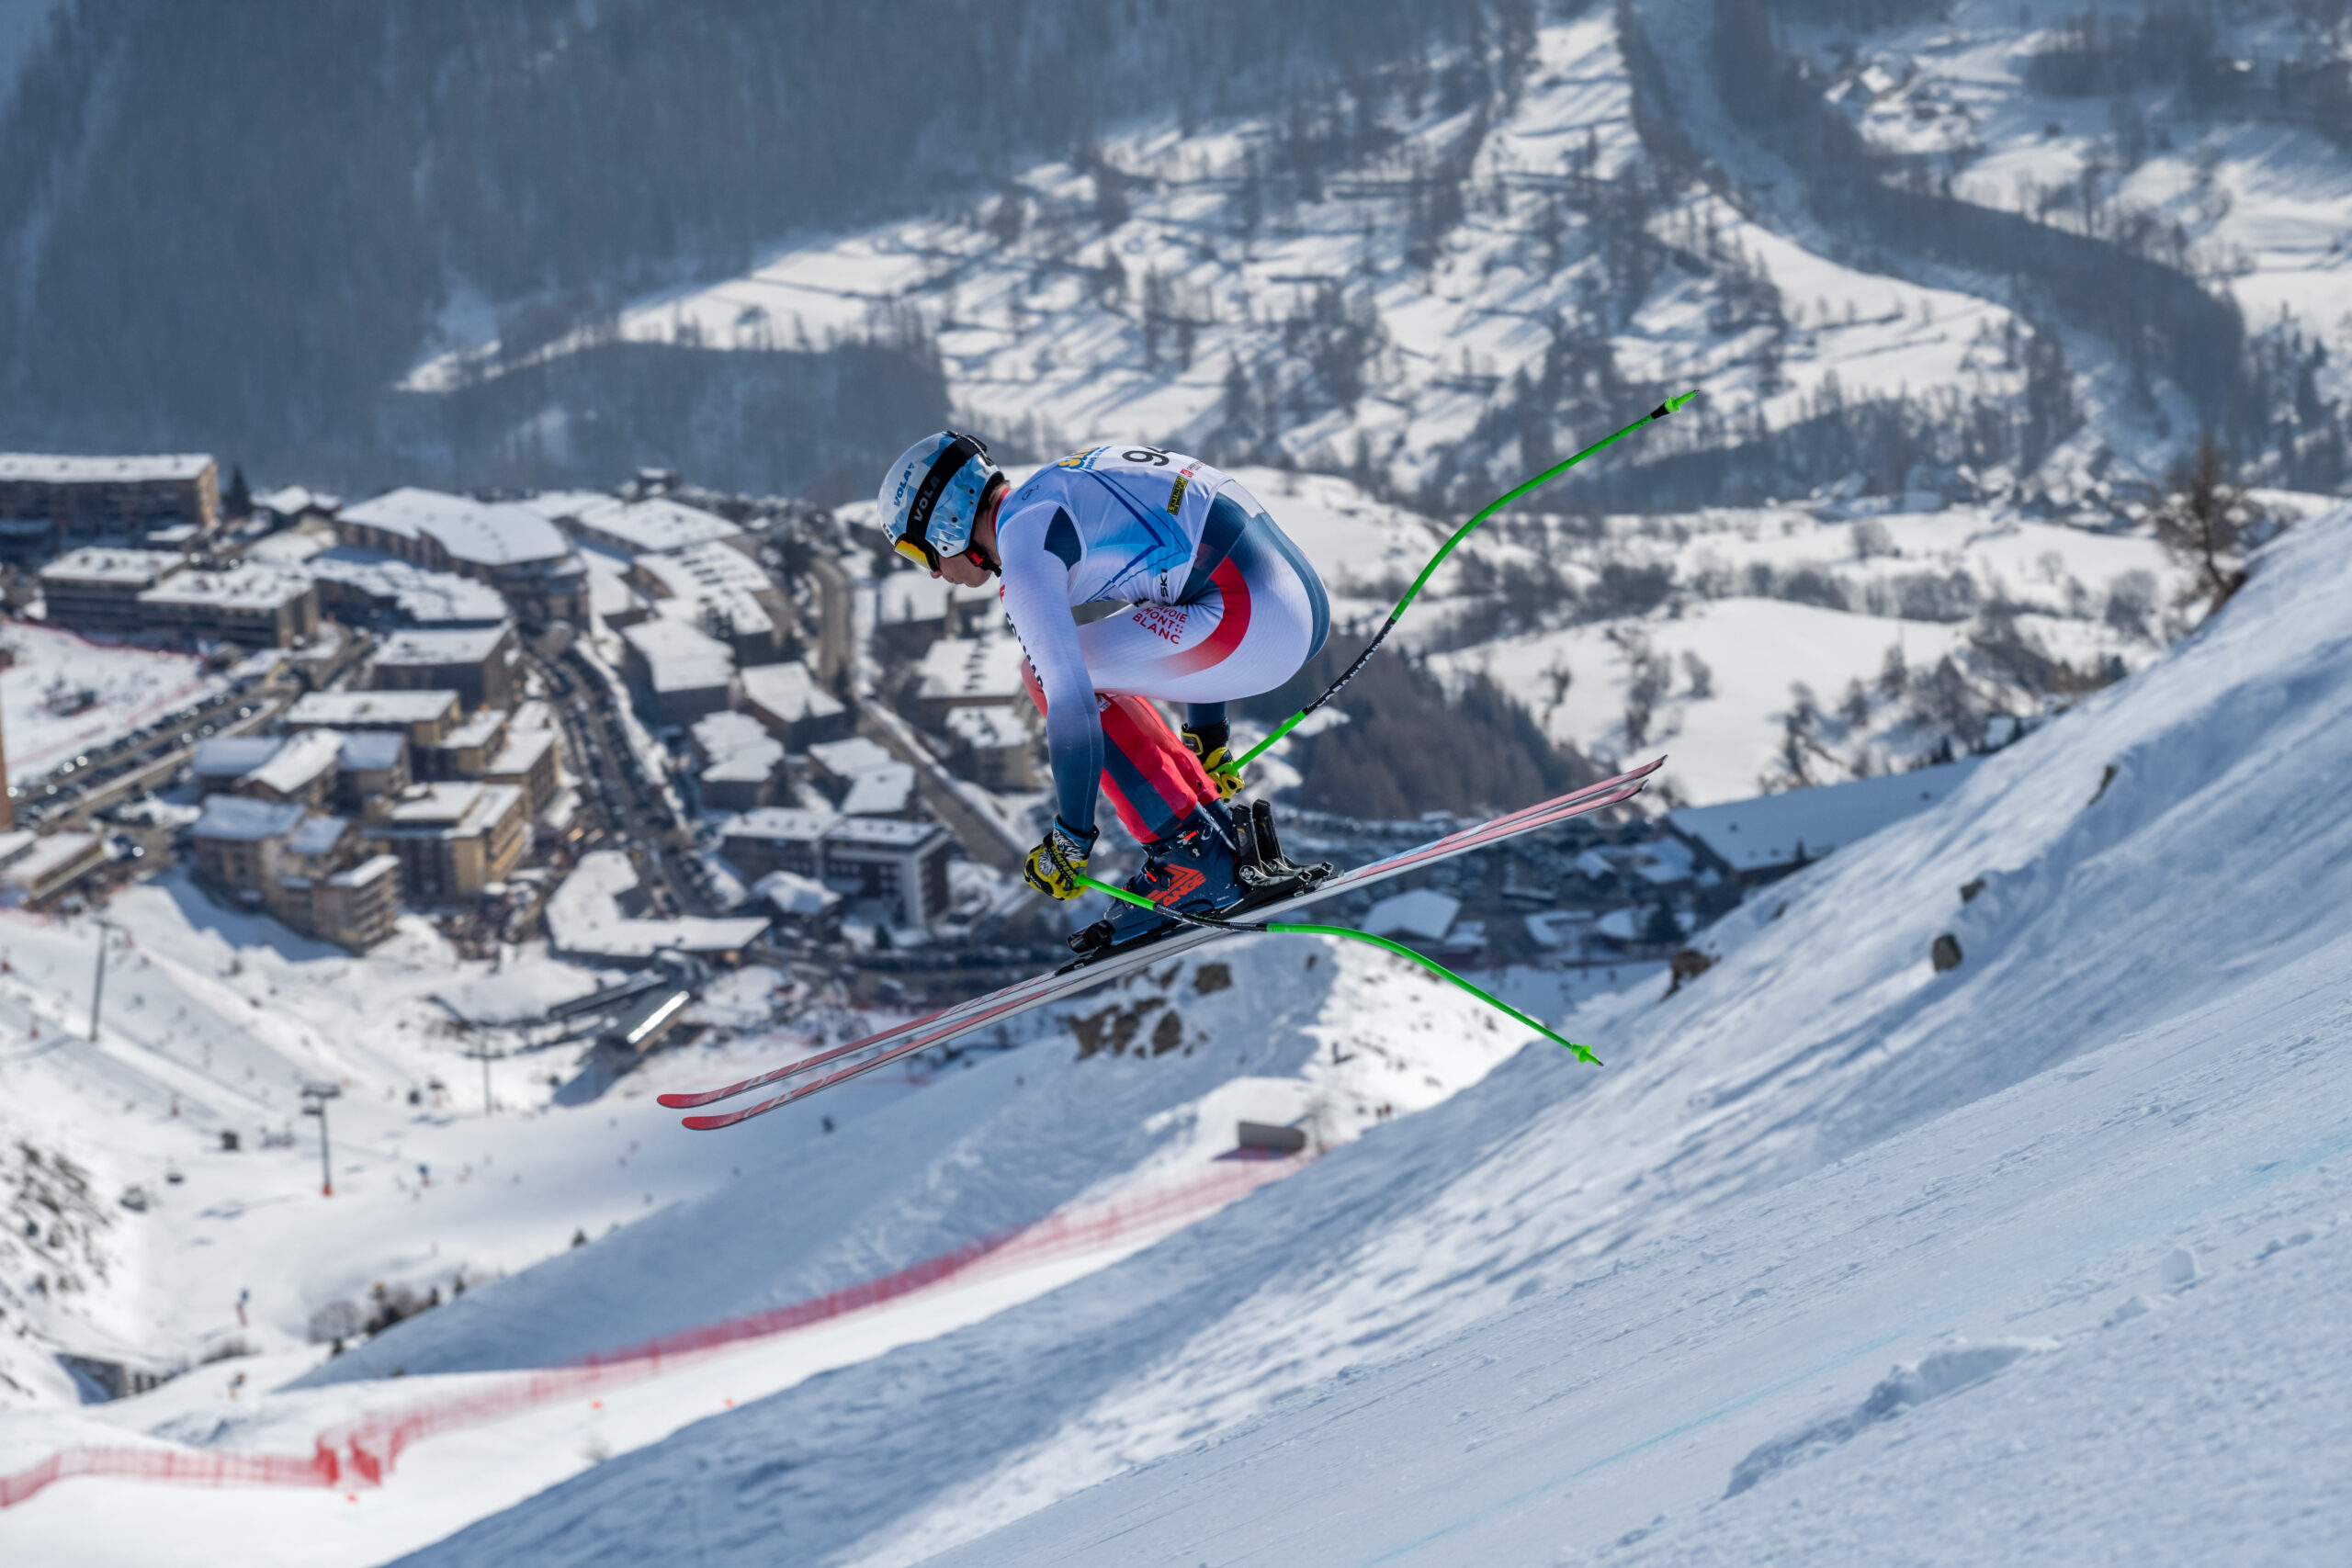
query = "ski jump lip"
xmin=658 ymin=758 xmax=1664 ymax=1126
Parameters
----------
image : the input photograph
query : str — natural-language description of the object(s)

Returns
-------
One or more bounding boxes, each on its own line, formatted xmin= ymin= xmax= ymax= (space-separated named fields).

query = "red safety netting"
xmin=0 ymin=1441 xmax=342 ymax=1508
xmin=3 ymin=1153 xmax=1304 ymax=1508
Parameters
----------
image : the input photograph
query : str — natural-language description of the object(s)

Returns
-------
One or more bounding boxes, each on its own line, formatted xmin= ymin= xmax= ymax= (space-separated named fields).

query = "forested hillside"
xmin=0 ymin=0 xmax=1483 ymax=485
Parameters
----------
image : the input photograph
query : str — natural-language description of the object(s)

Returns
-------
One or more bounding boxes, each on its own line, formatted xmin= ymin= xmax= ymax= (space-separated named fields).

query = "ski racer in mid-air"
xmin=877 ymin=432 xmax=1330 ymax=952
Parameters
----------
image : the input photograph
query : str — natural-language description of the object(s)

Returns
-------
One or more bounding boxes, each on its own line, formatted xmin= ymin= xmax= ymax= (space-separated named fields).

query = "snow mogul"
xmin=878 ymin=432 xmax=1331 ymax=953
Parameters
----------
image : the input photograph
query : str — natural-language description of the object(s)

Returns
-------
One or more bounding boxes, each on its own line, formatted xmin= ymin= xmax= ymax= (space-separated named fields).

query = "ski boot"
xmin=1228 ymin=798 xmax=1331 ymax=912
xmin=1067 ymin=804 xmax=1245 ymax=957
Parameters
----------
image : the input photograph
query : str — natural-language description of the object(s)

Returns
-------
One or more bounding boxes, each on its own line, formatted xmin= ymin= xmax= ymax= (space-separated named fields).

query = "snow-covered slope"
xmin=1804 ymin=0 xmax=2352 ymax=353
xmin=294 ymin=934 xmax=1527 ymax=1389
xmin=403 ymin=11 xmax=2066 ymax=502
xmin=0 ymin=881 xmax=641 ymax=1409
xmin=380 ymin=503 xmax=2352 ymax=1566
xmin=0 ymin=915 xmax=1533 ymax=1564
xmin=1185 ymin=462 xmax=2207 ymax=804
xmin=1 ymin=620 xmax=223 ymax=784
xmin=1413 ymin=492 xmax=2201 ymax=799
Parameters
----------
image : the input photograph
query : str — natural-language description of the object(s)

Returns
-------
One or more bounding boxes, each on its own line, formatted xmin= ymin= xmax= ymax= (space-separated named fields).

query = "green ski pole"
xmin=1236 ymin=390 xmax=1696 ymax=769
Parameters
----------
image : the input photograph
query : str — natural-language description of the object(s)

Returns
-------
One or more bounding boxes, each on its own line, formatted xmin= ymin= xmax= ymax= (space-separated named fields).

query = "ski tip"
xmin=679 ymin=1112 xmax=736 ymax=1132
xmin=656 ymin=1091 xmax=709 ymax=1109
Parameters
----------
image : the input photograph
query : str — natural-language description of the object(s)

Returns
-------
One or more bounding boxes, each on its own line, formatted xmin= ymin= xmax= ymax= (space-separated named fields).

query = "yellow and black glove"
xmin=1181 ymin=722 xmax=1244 ymax=801
xmin=1023 ymin=817 xmax=1097 ymax=900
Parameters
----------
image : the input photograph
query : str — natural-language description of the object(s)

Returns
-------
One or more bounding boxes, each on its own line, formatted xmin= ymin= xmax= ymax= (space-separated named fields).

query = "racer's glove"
xmin=1181 ymin=722 xmax=1244 ymax=801
xmin=1023 ymin=817 xmax=1097 ymax=900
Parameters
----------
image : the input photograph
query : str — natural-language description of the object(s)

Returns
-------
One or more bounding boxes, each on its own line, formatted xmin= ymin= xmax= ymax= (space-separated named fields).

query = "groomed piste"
xmin=363 ymin=506 xmax=2352 ymax=1565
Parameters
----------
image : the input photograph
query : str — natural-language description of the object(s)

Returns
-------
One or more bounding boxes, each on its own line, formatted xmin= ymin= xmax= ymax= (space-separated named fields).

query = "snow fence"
xmin=2 ymin=1151 xmax=1306 ymax=1508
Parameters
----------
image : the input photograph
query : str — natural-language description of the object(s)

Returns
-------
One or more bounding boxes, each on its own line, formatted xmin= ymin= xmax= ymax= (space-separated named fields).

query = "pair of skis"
xmin=659 ymin=758 xmax=1661 ymax=1131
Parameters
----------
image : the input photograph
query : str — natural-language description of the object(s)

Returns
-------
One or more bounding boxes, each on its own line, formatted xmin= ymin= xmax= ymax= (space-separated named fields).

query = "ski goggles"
xmin=894 ymin=432 xmax=992 ymax=571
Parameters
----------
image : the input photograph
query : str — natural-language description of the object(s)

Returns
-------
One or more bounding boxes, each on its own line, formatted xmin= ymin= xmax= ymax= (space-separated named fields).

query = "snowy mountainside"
xmin=1635 ymin=0 xmax=2351 ymax=488
xmin=410 ymin=9 xmax=2079 ymax=506
xmin=1802 ymin=0 xmax=2352 ymax=362
xmin=0 ymin=875 xmax=731 ymax=1411
xmin=406 ymin=0 xmax=2338 ymax=806
xmin=0 ymin=908 xmax=1535 ymax=1566
xmin=389 ymin=504 xmax=2352 ymax=1567
xmin=1125 ymin=463 xmax=2206 ymax=804
xmin=401 ymin=0 xmax=2352 ymax=502
xmin=936 ymin=926 xmax=2352 ymax=1565
xmin=1418 ymin=492 xmax=2211 ymax=800
xmin=297 ymin=935 xmax=1527 ymax=1386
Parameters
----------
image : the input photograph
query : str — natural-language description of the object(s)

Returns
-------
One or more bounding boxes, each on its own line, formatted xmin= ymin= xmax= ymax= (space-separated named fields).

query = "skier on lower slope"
xmin=877 ymin=432 xmax=1330 ymax=952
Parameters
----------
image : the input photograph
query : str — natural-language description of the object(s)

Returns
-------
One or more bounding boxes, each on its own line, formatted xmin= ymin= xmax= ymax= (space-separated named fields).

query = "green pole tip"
xmin=1666 ymin=389 xmax=1697 ymax=413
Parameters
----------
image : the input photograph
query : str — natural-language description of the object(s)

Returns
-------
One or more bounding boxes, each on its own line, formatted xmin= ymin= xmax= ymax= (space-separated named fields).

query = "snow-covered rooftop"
xmin=944 ymin=704 xmax=1031 ymax=750
xmin=1668 ymin=756 xmax=1985 ymax=874
xmin=284 ymin=814 xmax=349 ymax=858
xmin=442 ymin=707 xmax=510 ymax=750
xmin=738 ymin=660 xmax=843 ymax=724
xmin=619 ymin=618 xmax=734 ymax=693
xmin=0 ymin=453 xmax=212 ymax=483
xmin=257 ymin=484 xmax=334 ymax=518
xmin=39 ymin=547 xmax=181 ymax=586
xmin=808 ymin=737 xmax=894 ymax=780
xmin=340 ymin=487 xmax=571 ymax=568
xmin=513 ymin=490 xmax=616 ymax=524
xmin=821 ymin=816 xmax=946 ymax=851
xmin=567 ymin=497 xmax=743 ymax=555
xmin=485 ymin=728 xmax=557 ymax=778
xmin=385 ymin=783 xmax=480 ymax=824
xmin=325 ymin=852 xmax=399 ymax=888
xmin=915 ymin=634 xmax=1027 ymax=705
xmin=635 ymin=541 xmax=775 ymax=637
xmin=1363 ymin=887 xmax=1461 ymax=941
xmin=286 ymin=690 xmax=458 ymax=728
xmin=336 ymin=730 xmax=407 ymax=772
xmin=838 ymin=762 xmax=916 ymax=817
xmin=722 ymin=807 xmax=835 ymax=843
xmin=372 ymin=625 xmax=509 ymax=667
xmin=191 ymin=795 xmax=305 ymax=841
xmin=0 ymin=830 xmax=100 ymax=887
xmin=753 ymin=868 xmax=839 ymax=918
xmin=544 ymin=849 xmax=771 ymax=959
xmin=693 ymin=710 xmax=784 ymax=784
xmin=243 ymin=728 xmax=344 ymax=797
xmin=299 ymin=547 xmax=509 ymax=626
xmin=191 ymin=736 xmax=282 ymax=779
xmin=376 ymin=781 xmax=522 ymax=835
xmin=138 ymin=562 xmax=311 ymax=611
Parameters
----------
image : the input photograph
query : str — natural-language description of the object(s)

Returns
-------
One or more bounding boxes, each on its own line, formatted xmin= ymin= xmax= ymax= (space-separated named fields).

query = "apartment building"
xmin=718 ymin=809 xmax=951 ymax=928
xmin=0 ymin=454 xmax=219 ymax=553
xmin=360 ymin=781 xmax=528 ymax=903
xmin=369 ymin=623 xmax=515 ymax=711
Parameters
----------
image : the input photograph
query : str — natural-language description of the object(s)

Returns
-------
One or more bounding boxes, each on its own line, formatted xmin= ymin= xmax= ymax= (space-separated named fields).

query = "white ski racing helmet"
xmin=877 ymin=430 xmax=1003 ymax=570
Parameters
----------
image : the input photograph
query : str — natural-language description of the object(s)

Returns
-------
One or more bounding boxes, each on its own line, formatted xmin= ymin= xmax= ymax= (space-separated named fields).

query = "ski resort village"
xmin=2 ymin=1 xmax=2351 ymax=1564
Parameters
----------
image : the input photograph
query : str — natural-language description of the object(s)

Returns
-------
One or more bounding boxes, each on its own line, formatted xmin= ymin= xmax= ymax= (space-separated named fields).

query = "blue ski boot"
xmin=1067 ymin=803 xmax=1244 ymax=956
